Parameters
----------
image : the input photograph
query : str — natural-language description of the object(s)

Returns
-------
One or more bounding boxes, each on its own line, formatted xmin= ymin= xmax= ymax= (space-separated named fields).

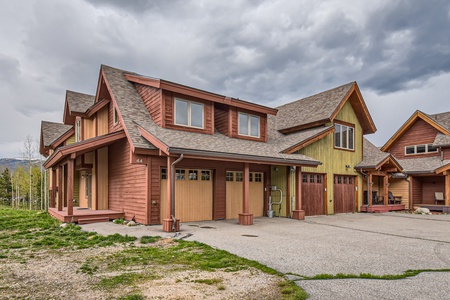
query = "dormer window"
xmin=238 ymin=112 xmax=260 ymax=138
xmin=174 ymin=98 xmax=204 ymax=129
xmin=334 ymin=123 xmax=354 ymax=150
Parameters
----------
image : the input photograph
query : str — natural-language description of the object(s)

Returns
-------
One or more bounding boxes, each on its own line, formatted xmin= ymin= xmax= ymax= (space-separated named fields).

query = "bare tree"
xmin=21 ymin=135 xmax=36 ymax=210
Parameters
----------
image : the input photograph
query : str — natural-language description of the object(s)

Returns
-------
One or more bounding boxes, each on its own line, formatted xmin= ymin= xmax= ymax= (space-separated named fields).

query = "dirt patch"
xmin=0 ymin=244 xmax=283 ymax=300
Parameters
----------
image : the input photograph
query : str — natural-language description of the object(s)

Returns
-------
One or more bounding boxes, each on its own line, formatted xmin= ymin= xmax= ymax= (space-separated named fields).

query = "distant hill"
xmin=0 ymin=158 xmax=42 ymax=172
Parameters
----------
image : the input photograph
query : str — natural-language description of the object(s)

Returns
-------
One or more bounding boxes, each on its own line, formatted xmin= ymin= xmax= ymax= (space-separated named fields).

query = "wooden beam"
xmin=368 ymin=174 xmax=373 ymax=206
xmin=384 ymin=175 xmax=389 ymax=206
xmin=166 ymin=156 xmax=174 ymax=219
xmin=286 ymin=166 xmax=291 ymax=216
xmin=243 ymin=163 xmax=250 ymax=214
xmin=50 ymin=168 xmax=56 ymax=208
xmin=57 ymin=166 xmax=63 ymax=211
xmin=67 ymin=159 xmax=74 ymax=216
xmin=446 ymin=173 xmax=450 ymax=206
xmin=292 ymin=167 xmax=305 ymax=220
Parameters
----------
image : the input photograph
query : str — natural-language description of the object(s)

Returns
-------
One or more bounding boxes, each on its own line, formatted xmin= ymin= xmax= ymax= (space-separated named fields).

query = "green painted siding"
xmin=65 ymin=134 xmax=75 ymax=145
xmin=73 ymin=171 xmax=80 ymax=206
xmin=270 ymin=166 xmax=287 ymax=217
xmin=296 ymin=100 xmax=364 ymax=214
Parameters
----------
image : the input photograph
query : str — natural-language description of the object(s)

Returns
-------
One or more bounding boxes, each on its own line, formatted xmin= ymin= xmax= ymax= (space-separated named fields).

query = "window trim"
xmin=113 ymin=107 xmax=119 ymax=125
xmin=238 ymin=112 xmax=260 ymax=138
xmin=405 ymin=144 xmax=438 ymax=155
xmin=75 ymin=118 xmax=81 ymax=142
xmin=334 ymin=122 xmax=355 ymax=151
xmin=174 ymin=98 xmax=204 ymax=129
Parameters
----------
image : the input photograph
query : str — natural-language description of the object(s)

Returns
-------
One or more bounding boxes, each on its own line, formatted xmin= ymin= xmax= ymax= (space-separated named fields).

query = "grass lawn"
xmin=0 ymin=206 xmax=308 ymax=299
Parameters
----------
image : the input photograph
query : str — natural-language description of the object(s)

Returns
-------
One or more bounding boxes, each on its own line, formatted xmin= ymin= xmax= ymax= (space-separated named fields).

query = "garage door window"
xmin=161 ymin=168 xmax=167 ymax=180
xmin=201 ymin=170 xmax=210 ymax=181
xmin=189 ymin=170 xmax=198 ymax=180
xmin=236 ymin=172 xmax=243 ymax=182
xmin=176 ymin=169 xmax=185 ymax=180
xmin=254 ymin=173 xmax=262 ymax=182
xmin=226 ymin=172 xmax=234 ymax=181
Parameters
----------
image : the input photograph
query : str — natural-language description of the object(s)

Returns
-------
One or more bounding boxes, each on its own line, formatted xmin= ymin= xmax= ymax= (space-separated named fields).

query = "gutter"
xmin=171 ymin=154 xmax=183 ymax=232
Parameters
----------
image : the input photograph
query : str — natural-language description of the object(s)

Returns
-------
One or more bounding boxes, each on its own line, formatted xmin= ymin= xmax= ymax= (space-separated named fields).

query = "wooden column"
xmin=292 ymin=166 xmax=305 ymax=220
xmin=445 ymin=172 xmax=450 ymax=206
xmin=50 ymin=168 xmax=56 ymax=208
xmin=286 ymin=166 xmax=291 ymax=216
xmin=67 ymin=159 xmax=74 ymax=216
xmin=368 ymin=174 xmax=373 ymax=206
xmin=239 ymin=163 xmax=253 ymax=225
xmin=163 ymin=156 xmax=179 ymax=232
xmin=57 ymin=165 xmax=63 ymax=211
xmin=383 ymin=175 xmax=389 ymax=206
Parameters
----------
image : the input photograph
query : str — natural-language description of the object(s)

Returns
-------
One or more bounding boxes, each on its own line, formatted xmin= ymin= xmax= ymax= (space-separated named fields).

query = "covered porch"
xmin=410 ymin=166 xmax=450 ymax=211
xmin=49 ymin=207 xmax=124 ymax=224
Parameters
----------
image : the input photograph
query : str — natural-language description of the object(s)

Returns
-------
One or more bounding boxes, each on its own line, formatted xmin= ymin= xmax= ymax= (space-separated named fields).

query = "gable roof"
xmin=381 ymin=110 xmax=450 ymax=151
xmin=397 ymin=157 xmax=450 ymax=175
xmin=275 ymin=82 xmax=376 ymax=135
xmin=40 ymin=121 xmax=74 ymax=156
xmin=355 ymin=138 xmax=402 ymax=171
xmin=63 ymin=90 xmax=95 ymax=125
xmin=101 ymin=65 xmax=320 ymax=166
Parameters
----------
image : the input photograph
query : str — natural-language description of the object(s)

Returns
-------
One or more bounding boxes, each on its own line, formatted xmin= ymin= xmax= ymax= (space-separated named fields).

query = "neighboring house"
xmin=380 ymin=110 xmax=450 ymax=210
xmin=40 ymin=65 xmax=378 ymax=231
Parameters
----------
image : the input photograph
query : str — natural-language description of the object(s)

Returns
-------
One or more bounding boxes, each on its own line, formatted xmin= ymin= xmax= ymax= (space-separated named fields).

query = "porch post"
xmin=50 ymin=168 xmax=56 ymax=208
xmin=383 ymin=175 xmax=389 ymax=206
xmin=67 ymin=159 xmax=74 ymax=216
xmin=445 ymin=172 xmax=450 ymax=206
xmin=57 ymin=165 xmax=63 ymax=211
xmin=163 ymin=156 xmax=179 ymax=232
xmin=239 ymin=163 xmax=253 ymax=225
xmin=292 ymin=166 xmax=305 ymax=220
xmin=368 ymin=174 xmax=373 ymax=206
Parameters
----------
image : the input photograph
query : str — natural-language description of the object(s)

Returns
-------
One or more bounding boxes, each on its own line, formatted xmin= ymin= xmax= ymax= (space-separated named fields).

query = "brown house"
xmin=40 ymin=65 xmax=332 ymax=231
xmin=379 ymin=110 xmax=450 ymax=211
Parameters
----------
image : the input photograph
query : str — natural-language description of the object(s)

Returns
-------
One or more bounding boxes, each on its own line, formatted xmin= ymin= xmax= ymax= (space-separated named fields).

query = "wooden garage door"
xmin=226 ymin=171 xmax=264 ymax=219
xmin=301 ymin=173 xmax=325 ymax=216
xmin=334 ymin=175 xmax=356 ymax=214
xmin=160 ymin=168 xmax=213 ymax=222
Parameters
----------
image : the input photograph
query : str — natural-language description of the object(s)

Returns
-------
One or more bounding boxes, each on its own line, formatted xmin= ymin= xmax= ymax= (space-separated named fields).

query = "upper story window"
xmin=75 ymin=118 xmax=81 ymax=142
xmin=238 ymin=112 xmax=260 ymax=138
xmin=174 ymin=98 xmax=204 ymax=128
xmin=113 ymin=107 xmax=119 ymax=124
xmin=334 ymin=123 xmax=354 ymax=150
xmin=405 ymin=144 xmax=438 ymax=155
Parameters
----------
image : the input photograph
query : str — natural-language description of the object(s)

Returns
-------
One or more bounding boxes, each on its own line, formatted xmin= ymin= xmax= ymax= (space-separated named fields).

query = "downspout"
xmin=171 ymin=154 xmax=184 ymax=232
xmin=405 ymin=175 xmax=411 ymax=211
xmin=360 ymin=169 xmax=370 ymax=213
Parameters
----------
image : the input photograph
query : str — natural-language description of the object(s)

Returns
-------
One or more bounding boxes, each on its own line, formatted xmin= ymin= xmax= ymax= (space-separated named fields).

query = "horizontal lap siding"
xmin=214 ymin=103 xmax=229 ymax=136
xmin=109 ymin=139 xmax=147 ymax=223
xmin=150 ymin=156 xmax=166 ymax=225
xmin=444 ymin=149 xmax=450 ymax=160
xmin=109 ymin=102 xmax=124 ymax=132
xmin=135 ymin=84 xmax=162 ymax=126
xmin=389 ymin=119 xmax=440 ymax=159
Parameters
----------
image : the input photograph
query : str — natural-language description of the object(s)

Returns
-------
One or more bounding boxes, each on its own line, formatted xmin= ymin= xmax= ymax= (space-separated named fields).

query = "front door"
xmin=334 ymin=175 xmax=356 ymax=213
xmin=85 ymin=173 xmax=92 ymax=209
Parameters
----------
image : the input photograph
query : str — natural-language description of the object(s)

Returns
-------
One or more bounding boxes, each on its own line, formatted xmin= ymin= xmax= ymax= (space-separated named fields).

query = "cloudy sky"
xmin=1 ymin=0 xmax=450 ymax=158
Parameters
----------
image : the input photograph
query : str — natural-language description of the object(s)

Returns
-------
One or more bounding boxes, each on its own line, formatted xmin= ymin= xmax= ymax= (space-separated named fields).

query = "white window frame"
xmin=405 ymin=144 xmax=438 ymax=155
xmin=334 ymin=123 xmax=354 ymax=150
xmin=238 ymin=112 xmax=260 ymax=138
xmin=174 ymin=98 xmax=204 ymax=129
xmin=75 ymin=118 xmax=81 ymax=142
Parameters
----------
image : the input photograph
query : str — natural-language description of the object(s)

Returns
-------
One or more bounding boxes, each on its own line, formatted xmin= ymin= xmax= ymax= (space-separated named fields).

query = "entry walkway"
xmin=81 ymin=213 xmax=450 ymax=300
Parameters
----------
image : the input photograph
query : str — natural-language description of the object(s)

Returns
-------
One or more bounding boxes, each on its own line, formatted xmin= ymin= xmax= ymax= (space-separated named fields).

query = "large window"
xmin=174 ymin=98 xmax=204 ymax=128
xmin=238 ymin=112 xmax=260 ymax=137
xmin=334 ymin=123 xmax=354 ymax=150
xmin=405 ymin=144 xmax=438 ymax=155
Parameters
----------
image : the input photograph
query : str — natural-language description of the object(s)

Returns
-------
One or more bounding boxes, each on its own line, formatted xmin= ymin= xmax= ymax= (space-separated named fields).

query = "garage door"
xmin=160 ymin=168 xmax=213 ymax=222
xmin=334 ymin=175 xmax=356 ymax=214
xmin=301 ymin=173 xmax=325 ymax=216
xmin=226 ymin=171 xmax=264 ymax=219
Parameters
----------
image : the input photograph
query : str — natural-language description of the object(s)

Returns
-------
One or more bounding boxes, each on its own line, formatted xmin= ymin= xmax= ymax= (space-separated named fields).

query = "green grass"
xmin=0 ymin=207 xmax=136 ymax=257
xmin=140 ymin=235 xmax=160 ymax=244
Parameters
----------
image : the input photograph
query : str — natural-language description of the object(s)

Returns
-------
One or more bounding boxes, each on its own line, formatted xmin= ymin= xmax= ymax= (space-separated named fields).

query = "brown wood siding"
xmin=388 ymin=178 xmax=409 ymax=207
xmin=214 ymin=103 xmax=229 ymax=136
xmin=83 ymin=118 xmax=95 ymax=140
xmin=443 ymin=148 xmax=450 ymax=160
xmin=230 ymin=108 xmax=267 ymax=142
xmin=135 ymin=83 xmax=162 ymax=126
xmin=334 ymin=175 xmax=356 ymax=213
xmin=108 ymin=102 xmax=124 ymax=133
xmin=389 ymin=119 xmax=440 ymax=159
xmin=108 ymin=139 xmax=147 ymax=223
xmin=420 ymin=176 xmax=445 ymax=204
xmin=411 ymin=176 xmax=422 ymax=205
xmin=97 ymin=106 xmax=109 ymax=136
xmin=301 ymin=173 xmax=325 ymax=216
xmin=149 ymin=156 xmax=166 ymax=225
xmin=97 ymin=147 xmax=108 ymax=209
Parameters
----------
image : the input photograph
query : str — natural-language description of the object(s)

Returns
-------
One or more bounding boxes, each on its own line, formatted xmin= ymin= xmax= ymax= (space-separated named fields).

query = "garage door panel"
xmin=334 ymin=175 xmax=355 ymax=214
xmin=226 ymin=172 xmax=264 ymax=219
xmin=302 ymin=173 xmax=324 ymax=216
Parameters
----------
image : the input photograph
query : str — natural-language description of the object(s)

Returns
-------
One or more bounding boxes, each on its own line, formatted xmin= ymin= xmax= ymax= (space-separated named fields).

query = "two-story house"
xmin=380 ymin=110 xmax=450 ymax=210
xmin=40 ymin=65 xmax=378 ymax=231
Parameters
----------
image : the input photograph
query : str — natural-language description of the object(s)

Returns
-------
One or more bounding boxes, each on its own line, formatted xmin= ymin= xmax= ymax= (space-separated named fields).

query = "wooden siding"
xmin=73 ymin=171 xmax=80 ymax=206
xmin=443 ymin=148 xmax=450 ymax=160
xmin=214 ymin=103 xmax=229 ymax=136
xmin=225 ymin=172 xmax=264 ymax=219
xmin=65 ymin=134 xmax=75 ymax=145
xmin=108 ymin=139 xmax=148 ymax=223
xmin=135 ymin=83 xmax=162 ymax=126
xmin=97 ymin=147 xmax=108 ymax=210
xmin=334 ymin=175 xmax=356 ymax=213
xmin=388 ymin=178 xmax=410 ymax=207
xmin=108 ymin=102 xmax=123 ymax=133
xmin=84 ymin=118 xmax=95 ymax=140
xmin=411 ymin=176 xmax=422 ymax=205
xmin=298 ymin=100 xmax=363 ymax=214
xmin=302 ymin=173 xmax=325 ymax=216
xmin=270 ymin=166 xmax=287 ymax=216
xmin=79 ymin=170 xmax=87 ymax=207
xmin=229 ymin=107 xmax=268 ymax=142
xmin=420 ymin=176 xmax=445 ymax=204
xmin=388 ymin=119 xmax=440 ymax=159
xmin=163 ymin=91 xmax=214 ymax=134
xmin=97 ymin=106 xmax=109 ymax=136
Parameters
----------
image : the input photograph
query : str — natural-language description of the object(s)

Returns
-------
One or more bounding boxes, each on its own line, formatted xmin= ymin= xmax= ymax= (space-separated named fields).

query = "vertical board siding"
xmin=83 ymin=118 xmax=95 ymax=140
xmin=65 ymin=134 xmax=75 ymax=145
xmin=97 ymin=107 xmax=109 ymax=136
xmin=109 ymin=139 xmax=148 ymax=223
xmin=388 ymin=119 xmax=440 ymax=159
xmin=214 ymin=103 xmax=229 ymax=136
xmin=73 ymin=172 xmax=80 ymax=206
xmin=270 ymin=166 xmax=287 ymax=216
xmin=298 ymin=99 xmax=363 ymax=214
xmin=135 ymin=84 xmax=162 ymax=126
xmin=97 ymin=147 xmax=109 ymax=209
xmin=388 ymin=179 xmax=409 ymax=207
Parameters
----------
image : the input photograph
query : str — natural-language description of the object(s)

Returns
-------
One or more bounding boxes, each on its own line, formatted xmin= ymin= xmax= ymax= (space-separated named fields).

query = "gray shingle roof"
xmin=275 ymin=82 xmax=355 ymax=131
xmin=397 ymin=157 xmax=450 ymax=174
xmin=434 ymin=132 xmax=450 ymax=147
xmin=355 ymin=138 xmax=391 ymax=169
xmin=427 ymin=111 xmax=450 ymax=146
xmin=66 ymin=90 xmax=95 ymax=113
xmin=41 ymin=121 xmax=73 ymax=147
xmin=102 ymin=65 xmax=320 ymax=165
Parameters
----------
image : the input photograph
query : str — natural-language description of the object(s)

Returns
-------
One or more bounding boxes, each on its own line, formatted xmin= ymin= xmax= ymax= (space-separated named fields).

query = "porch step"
xmin=77 ymin=217 xmax=110 ymax=224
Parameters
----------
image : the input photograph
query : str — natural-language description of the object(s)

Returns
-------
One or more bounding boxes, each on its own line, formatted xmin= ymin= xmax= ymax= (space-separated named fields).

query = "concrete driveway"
xmin=82 ymin=212 xmax=450 ymax=300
